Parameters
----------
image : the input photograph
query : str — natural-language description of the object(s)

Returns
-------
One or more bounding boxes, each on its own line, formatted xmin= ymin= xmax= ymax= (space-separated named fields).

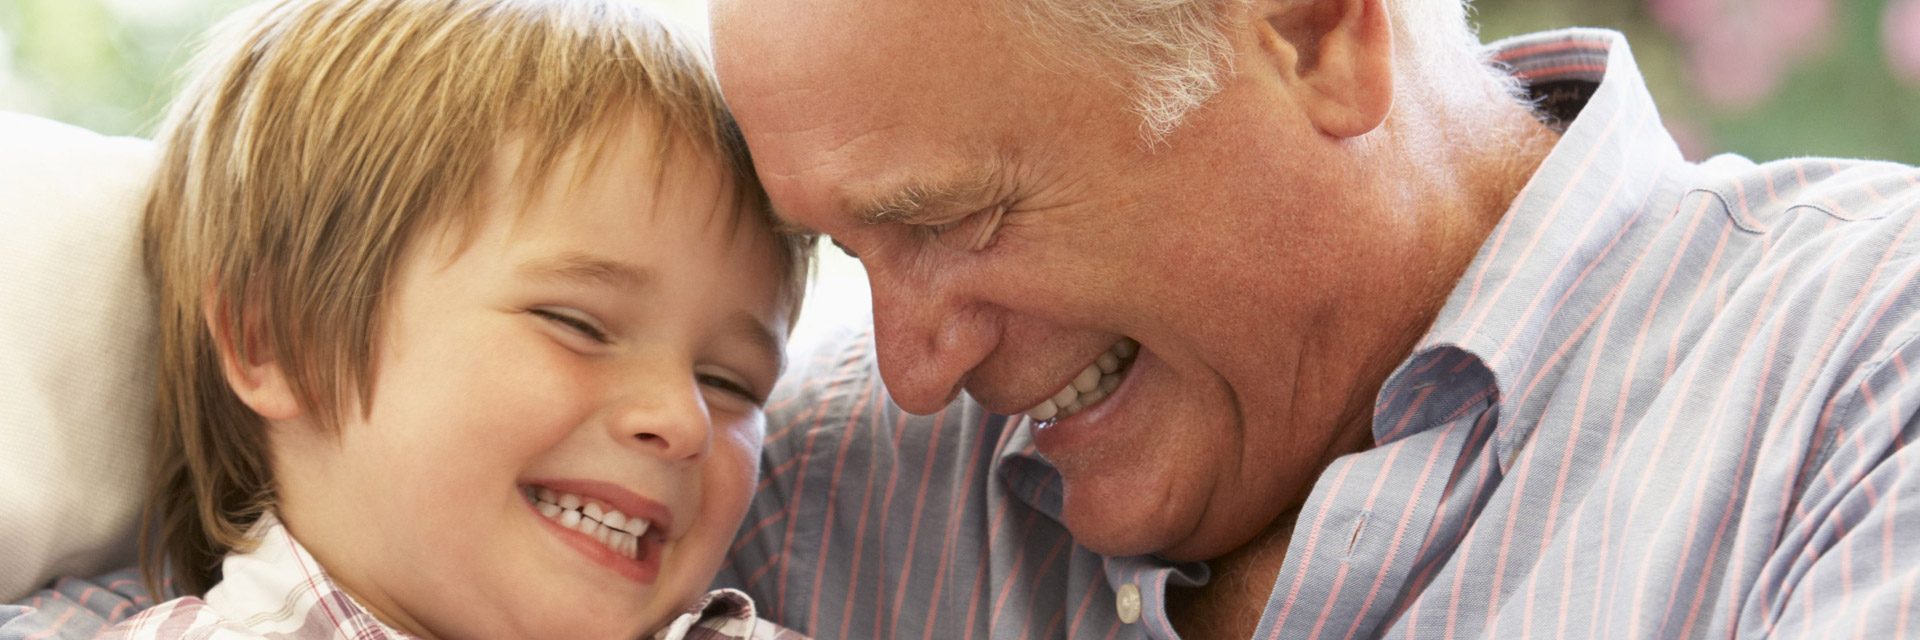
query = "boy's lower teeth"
xmin=525 ymin=487 xmax=648 ymax=561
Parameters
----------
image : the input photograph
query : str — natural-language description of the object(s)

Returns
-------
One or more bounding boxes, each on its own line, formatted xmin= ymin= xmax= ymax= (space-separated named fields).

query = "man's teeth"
xmin=527 ymin=486 xmax=650 ymax=561
xmin=1026 ymin=338 xmax=1138 ymax=423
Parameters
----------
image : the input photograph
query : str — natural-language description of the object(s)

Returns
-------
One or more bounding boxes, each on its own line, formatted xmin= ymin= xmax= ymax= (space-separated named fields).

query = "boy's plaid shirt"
xmin=96 ymin=515 xmax=807 ymax=640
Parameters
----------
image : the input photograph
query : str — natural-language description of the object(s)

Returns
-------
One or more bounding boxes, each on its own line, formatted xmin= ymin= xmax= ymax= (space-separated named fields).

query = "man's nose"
xmin=605 ymin=372 xmax=713 ymax=462
xmin=866 ymin=263 xmax=997 ymax=415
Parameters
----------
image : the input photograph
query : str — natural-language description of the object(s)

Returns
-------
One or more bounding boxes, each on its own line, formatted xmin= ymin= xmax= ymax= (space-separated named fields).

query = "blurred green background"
xmin=2 ymin=0 xmax=1917 ymax=163
xmin=0 ymin=0 xmax=708 ymax=137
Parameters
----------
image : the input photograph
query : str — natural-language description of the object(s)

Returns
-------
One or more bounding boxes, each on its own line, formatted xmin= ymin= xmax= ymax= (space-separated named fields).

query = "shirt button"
xmin=1116 ymin=583 xmax=1142 ymax=624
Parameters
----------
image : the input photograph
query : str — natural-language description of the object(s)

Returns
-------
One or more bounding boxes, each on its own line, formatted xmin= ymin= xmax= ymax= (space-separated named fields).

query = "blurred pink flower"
xmin=1887 ymin=0 xmax=1920 ymax=85
xmin=1649 ymin=0 xmax=1718 ymax=36
xmin=1646 ymin=0 xmax=1835 ymax=110
xmin=1761 ymin=0 xmax=1832 ymax=57
xmin=1690 ymin=18 xmax=1787 ymax=110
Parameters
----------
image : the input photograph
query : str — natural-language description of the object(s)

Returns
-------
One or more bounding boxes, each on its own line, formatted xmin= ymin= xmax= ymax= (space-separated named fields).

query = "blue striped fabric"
xmin=713 ymin=29 xmax=1920 ymax=639
xmin=0 ymin=570 xmax=154 ymax=640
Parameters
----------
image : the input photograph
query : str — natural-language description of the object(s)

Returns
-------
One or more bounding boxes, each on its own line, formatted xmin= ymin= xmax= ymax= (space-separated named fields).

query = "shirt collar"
xmin=999 ymin=420 xmax=1214 ymax=637
xmin=204 ymin=513 xmax=414 ymax=639
xmin=206 ymin=514 xmax=783 ymax=640
xmin=1381 ymin=29 xmax=1689 ymax=461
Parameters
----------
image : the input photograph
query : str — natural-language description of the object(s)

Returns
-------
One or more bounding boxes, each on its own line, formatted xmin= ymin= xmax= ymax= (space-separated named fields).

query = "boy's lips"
xmin=529 ymin=478 xmax=677 ymax=537
xmin=520 ymin=478 xmax=675 ymax=584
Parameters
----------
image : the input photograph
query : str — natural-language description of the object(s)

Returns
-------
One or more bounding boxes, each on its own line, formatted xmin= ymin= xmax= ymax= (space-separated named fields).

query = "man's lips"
xmin=1020 ymin=337 xmax=1141 ymax=425
xmin=1029 ymin=339 xmax=1153 ymax=458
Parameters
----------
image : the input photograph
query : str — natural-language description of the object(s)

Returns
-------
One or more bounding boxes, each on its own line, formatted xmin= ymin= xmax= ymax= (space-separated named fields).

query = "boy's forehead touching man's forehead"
xmin=515 ymin=250 xmax=789 ymax=372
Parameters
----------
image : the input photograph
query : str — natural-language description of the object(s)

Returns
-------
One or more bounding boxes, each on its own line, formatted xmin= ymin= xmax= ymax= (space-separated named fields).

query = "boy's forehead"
xmin=456 ymin=124 xmax=748 ymax=239
xmin=452 ymin=119 xmax=802 ymax=337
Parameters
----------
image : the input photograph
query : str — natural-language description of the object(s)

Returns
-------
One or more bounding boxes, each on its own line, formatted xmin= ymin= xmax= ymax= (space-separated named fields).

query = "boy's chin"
xmin=496 ymin=589 xmax=668 ymax=640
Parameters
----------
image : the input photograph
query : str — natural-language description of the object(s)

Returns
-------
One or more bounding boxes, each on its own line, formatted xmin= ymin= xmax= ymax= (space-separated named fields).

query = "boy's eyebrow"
xmin=517 ymin=251 xmax=652 ymax=291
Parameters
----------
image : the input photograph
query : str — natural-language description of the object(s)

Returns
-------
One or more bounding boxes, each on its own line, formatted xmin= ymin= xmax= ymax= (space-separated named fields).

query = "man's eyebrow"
xmin=847 ymin=159 xmax=1003 ymax=226
xmin=516 ymin=251 xmax=653 ymax=290
xmin=721 ymin=310 xmax=787 ymax=378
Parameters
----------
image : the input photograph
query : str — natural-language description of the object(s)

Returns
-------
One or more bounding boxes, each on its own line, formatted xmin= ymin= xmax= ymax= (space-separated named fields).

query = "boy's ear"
xmin=1247 ymin=0 xmax=1394 ymax=139
xmin=204 ymin=292 xmax=304 ymax=421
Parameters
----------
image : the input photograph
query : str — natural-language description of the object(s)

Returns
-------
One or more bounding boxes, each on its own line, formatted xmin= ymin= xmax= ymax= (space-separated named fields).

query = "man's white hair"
xmin=1011 ymin=0 xmax=1486 ymax=143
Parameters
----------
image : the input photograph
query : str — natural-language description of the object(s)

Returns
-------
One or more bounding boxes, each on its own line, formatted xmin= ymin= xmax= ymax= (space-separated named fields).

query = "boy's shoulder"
xmin=95 ymin=514 xmax=411 ymax=640
xmin=96 ymin=596 xmax=253 ymax=640
xmin=657 ymin=588 xmax=811 ymax=640
xmin=98 ymin=590 xmax=812 ymax=640
xmin=86 ymin=513 xmax=807 ymax=640
xmin=94 ymin=584 xmax=408 ymax=640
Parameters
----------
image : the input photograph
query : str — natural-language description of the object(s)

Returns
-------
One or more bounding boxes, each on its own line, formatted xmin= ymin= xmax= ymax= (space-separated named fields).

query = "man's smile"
xmin=1021 ymin=337 xmax=1140 ymax=424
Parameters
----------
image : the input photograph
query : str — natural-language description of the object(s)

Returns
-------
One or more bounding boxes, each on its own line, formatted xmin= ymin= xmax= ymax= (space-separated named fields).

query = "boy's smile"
xmin=254 ymin=119 xmax=791 ymax=639
xmin=522 ymin=481 xmax=672 ymax=582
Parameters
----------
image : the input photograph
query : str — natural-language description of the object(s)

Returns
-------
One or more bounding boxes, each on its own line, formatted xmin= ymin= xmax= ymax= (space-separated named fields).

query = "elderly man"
xmin=707 ymin=0 xmax=1920 ymax=639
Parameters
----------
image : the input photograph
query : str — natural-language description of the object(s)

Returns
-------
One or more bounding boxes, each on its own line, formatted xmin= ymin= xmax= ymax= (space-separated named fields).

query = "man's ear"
xmin=1249 ymin=0 xmax=1394 ymax=138
xmin=205 ymin=293 xmax=304 ymax=421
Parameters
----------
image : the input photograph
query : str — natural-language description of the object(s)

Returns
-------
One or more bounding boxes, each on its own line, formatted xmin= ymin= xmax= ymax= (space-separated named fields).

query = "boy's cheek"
xmin=701 ymin=425 xmax=763 ymax=534
xmin=712 ymin=427 xmax=763 ymax=497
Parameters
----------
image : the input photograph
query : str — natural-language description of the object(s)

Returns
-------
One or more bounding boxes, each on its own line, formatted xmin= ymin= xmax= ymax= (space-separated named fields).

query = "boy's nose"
xmin=605 ymin=378 xmax=712 ymax=462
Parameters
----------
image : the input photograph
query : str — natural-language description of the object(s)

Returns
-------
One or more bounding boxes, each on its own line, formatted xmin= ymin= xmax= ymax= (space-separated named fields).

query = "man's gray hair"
xmin=1011 ymin=0 xmax=1485 ymax=143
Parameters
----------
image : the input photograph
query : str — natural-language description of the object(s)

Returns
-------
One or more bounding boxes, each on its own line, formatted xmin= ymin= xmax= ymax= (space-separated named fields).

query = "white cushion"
xmin=0 ymin=112 xmax=158 ymax=601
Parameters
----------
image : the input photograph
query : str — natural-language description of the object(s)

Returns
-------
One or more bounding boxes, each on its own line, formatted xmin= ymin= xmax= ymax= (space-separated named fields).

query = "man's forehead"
xmin=713 ymin=0 xmax=1029 ymax=114
xmin=716 ymin=0 xmax=979 ymax=72
xmin=713 ymin=0 xmax=1042 ymax=231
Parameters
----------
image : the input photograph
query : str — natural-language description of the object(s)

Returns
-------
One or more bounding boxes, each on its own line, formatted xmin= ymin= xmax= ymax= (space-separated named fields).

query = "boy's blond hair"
xmin=142 ymin=0 xmax=809 ymax=596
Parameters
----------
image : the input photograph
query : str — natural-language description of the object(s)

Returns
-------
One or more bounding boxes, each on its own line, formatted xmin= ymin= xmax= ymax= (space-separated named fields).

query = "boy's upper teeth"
xmin=529 ymin=486 xmax=651 ymax=537
xmin=1026 ymin=338 xmax=1139 ymax=423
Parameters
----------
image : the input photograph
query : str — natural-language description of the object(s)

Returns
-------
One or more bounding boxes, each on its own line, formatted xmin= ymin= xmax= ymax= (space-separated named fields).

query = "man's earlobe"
xmin=205 ymin=294 xmax=304 ymax=421
xmin=1252 ymin=0 xmax=1394 ymax=138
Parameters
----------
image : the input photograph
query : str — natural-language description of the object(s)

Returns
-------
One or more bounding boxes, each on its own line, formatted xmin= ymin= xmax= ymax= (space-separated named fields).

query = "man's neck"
xmin=1165 ymin=507 xmax=1300 ymax=639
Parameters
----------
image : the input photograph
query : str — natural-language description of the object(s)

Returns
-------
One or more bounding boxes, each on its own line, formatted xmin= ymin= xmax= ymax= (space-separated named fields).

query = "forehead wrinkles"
xmin=717 ymin=0 xmax=1029 ymax=208
xmin=750 ymin=114 xmax=907 ymax=226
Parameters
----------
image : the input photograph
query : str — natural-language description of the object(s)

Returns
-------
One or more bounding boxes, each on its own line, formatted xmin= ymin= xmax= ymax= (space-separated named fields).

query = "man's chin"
xmin=1055 ymin=482 xmax=1201 ymax=559
xmin=1057 ymin=482 xmax=1280 ymax=562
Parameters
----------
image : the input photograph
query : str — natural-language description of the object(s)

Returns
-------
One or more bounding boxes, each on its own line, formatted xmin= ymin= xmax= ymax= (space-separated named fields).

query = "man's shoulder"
xmin=1665 ymin=154 xmax=1920 ymax=436
xmin=1 ymin=570 xmax=158 ymax=640
xmin=1677 ymin=156 xmax=1920 ymax=350
xmin=769 ymin=322 xmax=882 ymax=422
xmin=1684 ymin=154 xmax=1920 ymax=239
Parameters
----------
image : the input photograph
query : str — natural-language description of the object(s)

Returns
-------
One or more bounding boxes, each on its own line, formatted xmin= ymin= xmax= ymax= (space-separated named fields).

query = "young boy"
xmin=102 ymin=0 xmax=812 ymax=638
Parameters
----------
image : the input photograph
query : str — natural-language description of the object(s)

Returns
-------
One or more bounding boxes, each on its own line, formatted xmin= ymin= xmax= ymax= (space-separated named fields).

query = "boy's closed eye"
xmin=529 ymin=306 xmax=769 ymax=407
xmin=694 ymin=367 xmax=764 ymax=407
xmin=531 ymin=307 xmax=611 ymax=344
